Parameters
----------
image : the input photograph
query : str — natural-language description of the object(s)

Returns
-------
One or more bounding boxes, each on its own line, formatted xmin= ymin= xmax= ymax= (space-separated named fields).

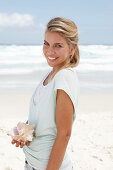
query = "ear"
xmin=73 ymin=44 xmax=77 ymax=49
xmin=69 ymin=44 xmax=77 ymax=55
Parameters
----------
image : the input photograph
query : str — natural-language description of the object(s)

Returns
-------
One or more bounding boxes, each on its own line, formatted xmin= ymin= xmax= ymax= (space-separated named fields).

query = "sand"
xmin=0 ymin=92 xmax=113 ymax=170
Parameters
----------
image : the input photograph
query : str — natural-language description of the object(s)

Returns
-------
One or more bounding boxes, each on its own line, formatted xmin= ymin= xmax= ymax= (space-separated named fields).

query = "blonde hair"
xmin=45 ymin=17 xmax=80 ymax=81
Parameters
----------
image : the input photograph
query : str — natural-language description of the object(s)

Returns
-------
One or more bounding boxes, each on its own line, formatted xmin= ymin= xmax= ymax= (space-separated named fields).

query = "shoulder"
xmin=55 ymin=67 xmax=75 ymax=78
xmin=56 ymin=67 xmax=74 ymax=75
xmin=53 ymin=67 xmax=79 ymax=92
xmin=54 ymin=67 xmax=78 ymax=83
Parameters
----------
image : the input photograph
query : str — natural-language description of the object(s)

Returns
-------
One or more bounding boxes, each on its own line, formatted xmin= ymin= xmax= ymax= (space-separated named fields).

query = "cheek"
xmin=59 ymin=49 xmax=69 ymax=58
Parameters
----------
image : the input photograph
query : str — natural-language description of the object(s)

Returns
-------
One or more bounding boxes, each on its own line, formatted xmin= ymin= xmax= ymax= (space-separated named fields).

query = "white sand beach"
xmin=0 ymin=92 xmax=113 ymax=170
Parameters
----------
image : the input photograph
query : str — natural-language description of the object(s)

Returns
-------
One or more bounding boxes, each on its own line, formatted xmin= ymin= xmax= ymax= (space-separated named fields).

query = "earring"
xmin=70 ymin=55 xmax=73 ymax=60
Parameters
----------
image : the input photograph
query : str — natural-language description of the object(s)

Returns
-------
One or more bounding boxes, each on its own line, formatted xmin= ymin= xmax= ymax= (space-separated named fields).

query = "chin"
xmin=47 ymin=62 xmax=54 ymax=68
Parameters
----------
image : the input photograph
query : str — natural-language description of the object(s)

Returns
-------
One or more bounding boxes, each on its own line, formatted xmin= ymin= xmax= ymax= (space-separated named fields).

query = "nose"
xmin=46 ymin=46 xmax=55 ymax=55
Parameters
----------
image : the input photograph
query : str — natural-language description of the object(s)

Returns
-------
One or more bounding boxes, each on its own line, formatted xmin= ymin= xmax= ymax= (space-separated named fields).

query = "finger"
xmin=19 ymin=140 xmax=23 ymax=145
xmin=19 ymin=139 xmax=24 ymax=143
xmin=11 ymin=139 xmax=16 ymax=144
xmin=33 ymin=132 xmax=36 ymax=136
xmin=16 ymin=141 xmax=20 ymax=147
xmin=20 ymin=142 xmax=24 ymax=148
xmin=25 ymin=141 xmax=30 ymax=146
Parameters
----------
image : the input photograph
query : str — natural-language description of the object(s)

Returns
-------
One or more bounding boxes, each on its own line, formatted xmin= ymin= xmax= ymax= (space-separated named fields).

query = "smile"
xmin=48 ymin=57 xmax=58 ymax=61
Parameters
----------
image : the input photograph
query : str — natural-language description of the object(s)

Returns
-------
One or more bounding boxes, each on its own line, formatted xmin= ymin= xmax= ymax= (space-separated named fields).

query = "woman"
xmin=12 ymin=17 xmax=80 ymax=170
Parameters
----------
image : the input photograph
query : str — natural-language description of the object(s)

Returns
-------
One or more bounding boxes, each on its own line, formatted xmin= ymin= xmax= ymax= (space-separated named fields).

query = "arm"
xmin=46 ymin=89 xmax=74 ymax=170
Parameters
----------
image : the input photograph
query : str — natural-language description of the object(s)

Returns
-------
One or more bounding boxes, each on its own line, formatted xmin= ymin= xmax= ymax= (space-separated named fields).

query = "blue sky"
xmin=0 ymin=0 xmax=113 ymax=45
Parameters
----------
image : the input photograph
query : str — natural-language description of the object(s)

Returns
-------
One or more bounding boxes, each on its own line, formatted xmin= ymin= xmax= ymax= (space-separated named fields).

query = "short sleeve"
xmin=54 ymin=68 xmax=79 ymax=121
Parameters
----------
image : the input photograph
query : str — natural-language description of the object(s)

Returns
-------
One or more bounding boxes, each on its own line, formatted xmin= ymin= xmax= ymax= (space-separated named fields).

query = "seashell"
xmin=13 ymin=126 xmax=19 ymax=135
xmin=7 ymin=122 xmax=35 ymax=143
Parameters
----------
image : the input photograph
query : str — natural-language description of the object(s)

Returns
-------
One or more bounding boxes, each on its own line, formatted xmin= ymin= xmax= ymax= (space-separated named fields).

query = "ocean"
xmin=0 ymin=45 xmax=113 ymax=94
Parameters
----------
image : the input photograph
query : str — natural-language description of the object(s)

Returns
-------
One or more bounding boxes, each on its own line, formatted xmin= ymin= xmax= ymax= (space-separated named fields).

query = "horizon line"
xmin=0 ymin=43 xmax=113 ymax=46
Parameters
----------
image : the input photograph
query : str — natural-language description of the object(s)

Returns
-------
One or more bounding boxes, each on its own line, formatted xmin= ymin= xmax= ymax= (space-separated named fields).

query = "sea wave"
xmin=0 ymin=45 xmax=113 ymax=93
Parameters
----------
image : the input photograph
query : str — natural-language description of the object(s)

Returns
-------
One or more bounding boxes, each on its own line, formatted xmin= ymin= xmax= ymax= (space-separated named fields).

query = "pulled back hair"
xmin=45 ymin=17 xmax=80 ymax=81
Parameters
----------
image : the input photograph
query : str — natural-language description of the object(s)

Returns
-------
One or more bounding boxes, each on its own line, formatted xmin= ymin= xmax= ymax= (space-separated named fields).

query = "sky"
xmin=0 ymin=0 xmax=113 ymax=45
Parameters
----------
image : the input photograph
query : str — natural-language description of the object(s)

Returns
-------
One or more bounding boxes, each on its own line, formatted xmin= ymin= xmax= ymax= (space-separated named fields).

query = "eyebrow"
xmin=44 ymin=40 xmax=63 ymax=45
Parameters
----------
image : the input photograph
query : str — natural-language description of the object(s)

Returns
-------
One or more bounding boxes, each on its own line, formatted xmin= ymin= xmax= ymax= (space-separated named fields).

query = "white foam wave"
xmin=0 ymin=44 xmax=113 ymax=75
xmin=80 ymin=45 xmax=113 ymax=56
xmin=0 ymin=45 xmax=43 ymax=59
xmin=80 ymin=58 xmax=113 ymax=64
xmin=0 ymin=58 xmax=46 ymax=64
xmin=77 ymin=63 xmax=113 ymax=71
xmin=0 ymin=66 xmax=48 ymax=75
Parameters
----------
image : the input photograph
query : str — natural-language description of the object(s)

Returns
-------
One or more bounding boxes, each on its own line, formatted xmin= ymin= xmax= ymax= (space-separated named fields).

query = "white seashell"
xmin=7 ymin=122 xmax=35 ymax=143
xmin=13 ymin=126 xmax=19 ymax=135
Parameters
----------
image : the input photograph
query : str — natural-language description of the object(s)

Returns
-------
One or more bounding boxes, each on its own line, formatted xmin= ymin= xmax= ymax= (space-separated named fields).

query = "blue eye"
xmin=55 ymin=44 xmax=62 ymax=47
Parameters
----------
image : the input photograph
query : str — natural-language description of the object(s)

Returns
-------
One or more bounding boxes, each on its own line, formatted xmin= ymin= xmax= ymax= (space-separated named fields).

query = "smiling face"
xmin=43 ymin=31 xmax=72 ymax=72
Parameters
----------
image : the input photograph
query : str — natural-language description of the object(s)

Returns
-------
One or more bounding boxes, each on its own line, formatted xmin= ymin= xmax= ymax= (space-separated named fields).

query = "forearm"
xmin=46 ymin=134 xmax=70 ymax=170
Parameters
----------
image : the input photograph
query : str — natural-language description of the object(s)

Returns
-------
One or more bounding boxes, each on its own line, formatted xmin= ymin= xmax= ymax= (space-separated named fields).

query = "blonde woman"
xmin=12 ymin=17 xmax=80 ymax=170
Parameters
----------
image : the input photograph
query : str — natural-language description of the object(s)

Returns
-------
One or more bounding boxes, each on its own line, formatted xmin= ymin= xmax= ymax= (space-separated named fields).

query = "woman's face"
xmin=43 ymin=31 xmax=72 ymax=71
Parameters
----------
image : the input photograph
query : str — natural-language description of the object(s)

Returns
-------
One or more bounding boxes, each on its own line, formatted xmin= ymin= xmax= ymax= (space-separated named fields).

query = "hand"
xmin=11 ymin=139 xmax=30 ymax=148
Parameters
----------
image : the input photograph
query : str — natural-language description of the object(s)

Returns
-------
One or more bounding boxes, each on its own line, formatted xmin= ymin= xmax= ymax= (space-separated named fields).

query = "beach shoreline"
xmin=0 ymin=92 xmax=113 ymax=118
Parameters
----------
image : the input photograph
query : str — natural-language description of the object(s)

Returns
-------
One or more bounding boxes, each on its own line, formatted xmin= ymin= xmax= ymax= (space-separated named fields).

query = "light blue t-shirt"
xmin=23 ymin=67 xmax=80 ymax=170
